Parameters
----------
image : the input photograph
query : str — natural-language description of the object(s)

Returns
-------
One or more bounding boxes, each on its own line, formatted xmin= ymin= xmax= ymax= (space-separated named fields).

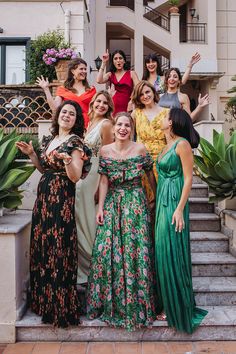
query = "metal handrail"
xmin=144 ymin=5 xmax=170 ymax=31
xmin=180 ymin=22 xmax=207 ymax=43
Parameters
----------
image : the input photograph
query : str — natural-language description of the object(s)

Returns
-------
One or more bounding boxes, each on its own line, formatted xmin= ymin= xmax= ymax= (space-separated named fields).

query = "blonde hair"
xmin=88 ymin=90 xmax=114 ymax=121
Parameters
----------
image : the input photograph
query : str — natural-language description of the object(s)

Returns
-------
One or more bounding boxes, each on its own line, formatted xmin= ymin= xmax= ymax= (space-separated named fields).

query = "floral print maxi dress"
xmin=30 ymin=135 xmax=88 ymax=328
xmin=87 ymin=154 xmax=157 ymax=330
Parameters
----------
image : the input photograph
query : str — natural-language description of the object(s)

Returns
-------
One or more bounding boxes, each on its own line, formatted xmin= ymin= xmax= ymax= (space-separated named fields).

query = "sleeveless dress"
xmin=75 ymin=119 xmax=109 ymax=284
xmin=135 ymin=107 xmax=168 ymax=201
xmin=159 ymin=91 xmax=182 ymax=109
xmin=155 ymin=138 xmax=208 ymax=333
xmin=109 ymin=71 xmax=133 ymax=116
xmin=30 ymin=135 xmax=90 ymax=327
xmin=87 ymin=154 xmax=157 ymax=330
xmin=56 ymin=86 xmax=96 ymax=128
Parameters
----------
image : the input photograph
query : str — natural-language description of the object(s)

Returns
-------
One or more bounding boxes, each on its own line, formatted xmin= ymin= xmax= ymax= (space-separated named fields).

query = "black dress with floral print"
xmin=29 ymin=135 xmax=91 ymax=328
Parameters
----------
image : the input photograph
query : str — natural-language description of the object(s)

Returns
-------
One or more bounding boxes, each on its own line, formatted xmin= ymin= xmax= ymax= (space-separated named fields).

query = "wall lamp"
xmin=0 ymin=28 xmax=3 ymax=33
xmin=90 ymin=56 xmax=102 ymax=73
xmin=189 ymin=8 xmax=199 ymax=21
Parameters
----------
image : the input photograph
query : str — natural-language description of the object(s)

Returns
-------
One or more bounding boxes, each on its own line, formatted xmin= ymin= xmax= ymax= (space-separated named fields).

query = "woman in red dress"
xmin=36 ymin=58 xmax=96 ymax=128
xmin=96 ymin=50 xmax=139 ymax=116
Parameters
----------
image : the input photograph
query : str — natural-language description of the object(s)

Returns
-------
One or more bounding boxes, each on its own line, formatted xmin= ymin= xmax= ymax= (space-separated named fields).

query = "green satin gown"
xmin=155 ymin=138 xmax=208 ymax=334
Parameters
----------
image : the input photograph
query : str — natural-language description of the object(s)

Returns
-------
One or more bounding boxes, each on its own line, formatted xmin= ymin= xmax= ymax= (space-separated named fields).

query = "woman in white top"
xmin=75 ymin=90 xmax=114 ymax=285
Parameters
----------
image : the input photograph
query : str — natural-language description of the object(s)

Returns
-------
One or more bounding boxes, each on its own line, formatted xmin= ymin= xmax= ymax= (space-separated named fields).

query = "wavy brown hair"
xmin=50 ymin=100 xmax=85 ymax=138
xmin=131 ymin=80 xmax=159 ymax=109
xmin=164 ymin=67 xmax=182 ymax=90
xmin=64 ymin=58 xmax=90 ymax=93
xmin=88 ymin=90 xmax=114 ymax=121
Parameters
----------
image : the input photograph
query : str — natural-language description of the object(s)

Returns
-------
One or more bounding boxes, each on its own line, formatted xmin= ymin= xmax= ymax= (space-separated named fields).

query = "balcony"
xmin=180 ymin=23 xmax=207 ymax=43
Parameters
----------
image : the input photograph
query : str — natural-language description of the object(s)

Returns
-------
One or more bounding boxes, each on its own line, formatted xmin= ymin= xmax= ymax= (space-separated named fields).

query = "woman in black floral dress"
xmin=16 ymin=100 xmax=91 ymax=327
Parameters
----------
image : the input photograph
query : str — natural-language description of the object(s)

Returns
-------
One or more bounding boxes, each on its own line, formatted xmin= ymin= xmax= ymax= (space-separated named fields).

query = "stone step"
xmin=193 ymin=175 xmax=205 ymax=184
xmin=193 ymin=277 xmax=236 ymax=306
xmin=16 ymin=306 xmax=236 ymax=341
xmin=189 ymin=197 xmax=214 ymax=213
xmin=190 ymin=232 xmax=229 ymax=253
xmin=192 ymin=252 xmax=236 ymax=277
xmin=190 ymin=184 xmax=209 ymax=198
xmin=189 ymin=213 xmax=220 ymax=232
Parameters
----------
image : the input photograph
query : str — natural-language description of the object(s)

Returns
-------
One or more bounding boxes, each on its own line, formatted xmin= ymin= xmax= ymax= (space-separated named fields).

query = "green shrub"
xmin=0 ymin=129 xmax=35 ymax=209
xmin=15 ymin=134 xmax=40 ymax=160
xmin=194 ymin=129 xmax=236 ymax=202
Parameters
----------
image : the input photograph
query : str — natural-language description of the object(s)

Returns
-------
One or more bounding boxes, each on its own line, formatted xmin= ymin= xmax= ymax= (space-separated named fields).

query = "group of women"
xmin=16 ymin=49 xmax=209 ymax=333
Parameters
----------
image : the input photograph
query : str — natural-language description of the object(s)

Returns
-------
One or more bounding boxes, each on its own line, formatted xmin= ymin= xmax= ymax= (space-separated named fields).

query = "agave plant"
xmin=194 ymin=129 xmax=236 ymax=202
xmin=0 ymin=128 xmax=35 ymax=210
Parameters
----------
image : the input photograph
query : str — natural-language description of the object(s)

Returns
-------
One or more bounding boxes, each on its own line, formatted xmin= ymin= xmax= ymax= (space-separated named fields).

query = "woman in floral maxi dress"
xmin=87 ymin=112 xmax=157 ymax=330
xmin=16 ymin=100 xmax=91 ymax=327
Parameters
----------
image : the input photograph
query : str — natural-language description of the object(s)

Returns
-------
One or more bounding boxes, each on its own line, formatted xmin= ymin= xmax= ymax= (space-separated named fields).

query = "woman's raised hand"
xmin=102 ymin=49 xmax=109 ymax=63
xmin=36 ymin=76 xmax=50 ymax=90
xmin=189 ymin=52 xmax=201 ymax=67
xmin=16 ymin=141 xmax=34 ymax=156
xmin=198 ymin=93 xmax=210 ymax=108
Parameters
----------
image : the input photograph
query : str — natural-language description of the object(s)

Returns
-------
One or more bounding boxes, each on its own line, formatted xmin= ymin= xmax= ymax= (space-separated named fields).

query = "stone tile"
xmin=60 ymin=342 xmax=87 ymax=354
xmin=141 ymin=342 xmax=168 ymax=354
xmin=167 ymin=342 xmax=193 ymax=353
xmin=115 ymin=342 xmax=141 ymax=354
xmin=193 ymin=341 xmax=223 ymax=353
xmin=221 ymin=341 xmax=236 ymax=354
xmin=0 ymin=346 xmax=7 ymax=354
xmin=3 ymin=343 xmax=35 ymax=354
xmin=32 ymin=342 xmax=61 ymax=354
xmin=87 ymin=342 xmax=114 ymax=354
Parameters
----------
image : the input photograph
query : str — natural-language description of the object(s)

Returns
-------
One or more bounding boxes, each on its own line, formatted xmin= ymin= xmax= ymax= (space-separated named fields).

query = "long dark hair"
xmin=164 ymin=67 xmax=182 ymax=90
xmin=142 ymin=53 xmax=163 ymax=80
xmin=109 ymin=50 xmax=130 ymax=73
xmin=51 ymin=100 xmax=85 ymax=138
xmin=64 ymin=58 xmax=90 ymax=92
xmin=169 ymin=108 xmax=200 ymax=148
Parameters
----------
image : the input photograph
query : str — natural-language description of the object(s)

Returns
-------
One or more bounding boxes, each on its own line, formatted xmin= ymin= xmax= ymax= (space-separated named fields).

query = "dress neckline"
xmin=101 ymin=154 xmax=147 ymax=162
xmin=157 ymin=138 xmax=185 ymax=163
xmin=142 ymin=107 xmax=166 ymax=124
xmin=114 ymin=70 xmax=128 ymax=83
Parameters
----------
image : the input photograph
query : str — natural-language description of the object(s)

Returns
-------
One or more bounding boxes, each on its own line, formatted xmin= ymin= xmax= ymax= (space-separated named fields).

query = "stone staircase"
xmin=16 ymin=178 xmax=236 ymax=341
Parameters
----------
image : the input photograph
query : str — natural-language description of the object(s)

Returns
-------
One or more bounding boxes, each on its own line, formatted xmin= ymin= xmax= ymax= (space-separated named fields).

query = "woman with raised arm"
xmin=97 ymin=49 xmax=139 ymax=116
xmin=75 ymin=90 xmax=114 ymax=285
xmin=87 ymin=112 xmax=157 ymax=330
xmin=36 ymin=58 xmax=96 ymax=127
xmin=16 ymin=100 xmax=91 ymax=327
xmin=159 ymin=67 xmax=209 ymax=121
xmin=143 ymin=52 xmax=201 ymax=94
xmin=155 ymin=108 xmax=208 ymax=333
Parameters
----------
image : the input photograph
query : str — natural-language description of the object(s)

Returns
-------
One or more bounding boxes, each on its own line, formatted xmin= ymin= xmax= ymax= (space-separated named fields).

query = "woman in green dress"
xmin=87 ymin=112 xmax=157 ymax=330
xmin=155 ymin=108 xmax=208 ymax=333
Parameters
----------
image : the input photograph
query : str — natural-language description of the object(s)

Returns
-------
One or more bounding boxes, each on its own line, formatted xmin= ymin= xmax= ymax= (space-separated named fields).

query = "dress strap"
xmin=172 ymin=137 xmax=186 ymax=149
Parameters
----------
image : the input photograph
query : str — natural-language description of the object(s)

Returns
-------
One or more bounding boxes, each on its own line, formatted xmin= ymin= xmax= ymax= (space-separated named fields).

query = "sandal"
xmin=156 ymin=312 xmax=167 ymax=321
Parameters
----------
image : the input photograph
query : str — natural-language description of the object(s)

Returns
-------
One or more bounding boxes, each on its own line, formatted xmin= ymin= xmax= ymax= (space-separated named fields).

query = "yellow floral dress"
xmin=135 ymin=107 xmax=169 ymax=201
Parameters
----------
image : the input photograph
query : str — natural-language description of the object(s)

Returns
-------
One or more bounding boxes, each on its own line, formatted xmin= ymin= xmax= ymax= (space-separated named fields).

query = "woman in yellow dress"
xmin=131 ymin=80 xmax=168 ymax=203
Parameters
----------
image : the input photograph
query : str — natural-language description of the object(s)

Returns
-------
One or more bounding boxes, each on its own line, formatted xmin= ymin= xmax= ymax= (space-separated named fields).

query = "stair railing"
xmin=144 ymin=5 xmax=170 ymax=31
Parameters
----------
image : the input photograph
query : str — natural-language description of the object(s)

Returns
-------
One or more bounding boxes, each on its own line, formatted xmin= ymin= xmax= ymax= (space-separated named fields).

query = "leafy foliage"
xmin=15 ymin=134 xmax=39 ymax=160
xmin=168 ymin=0 xmax=180 ymax=6
xmin=194 ymin=130 xmax=236 ymax=202
xmin=0 ymin=129 xmax=35 ymax=210
xmin=26 ymin=29 xmax=70 ymax=83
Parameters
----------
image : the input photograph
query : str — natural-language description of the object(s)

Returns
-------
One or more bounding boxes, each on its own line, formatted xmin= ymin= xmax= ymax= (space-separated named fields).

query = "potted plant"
xmin=26 ymin=29 xmax=79 ymax=83
xmin=43 ymin=47 xmax=80 ymax=82
xmin=168 ymin=0 xmax=180 ymax=13
xmin=0 ymin=129 xmax=35 ymax=214
xmin=194 ymin=129 xmax=236 ymax=204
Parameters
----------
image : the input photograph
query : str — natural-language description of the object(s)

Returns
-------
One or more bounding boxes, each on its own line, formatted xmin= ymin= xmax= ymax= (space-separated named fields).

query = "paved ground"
xmin=1 ymin=341 xmax=236 ymax=354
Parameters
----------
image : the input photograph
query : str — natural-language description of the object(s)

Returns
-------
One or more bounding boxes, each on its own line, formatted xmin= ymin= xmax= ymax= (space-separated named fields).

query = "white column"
xmin=134 ymin=0 xmax=143 ymax=75
xmin=169 ymin=12 xmax=180 ymax=67
xmin=64 ymin=10 xmax=71 ymax=44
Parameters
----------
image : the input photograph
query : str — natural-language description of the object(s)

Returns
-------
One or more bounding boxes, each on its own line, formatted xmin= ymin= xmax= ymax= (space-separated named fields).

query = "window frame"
xmin=0 ymin=37 xmax=30 ymax=84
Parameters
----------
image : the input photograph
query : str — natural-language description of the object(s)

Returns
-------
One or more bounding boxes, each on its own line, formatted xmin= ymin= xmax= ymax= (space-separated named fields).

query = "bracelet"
xmin=187 ymin=65 xmax=193 ymax=69
xmin=63 ymin=158 xmax=72 ymax=166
